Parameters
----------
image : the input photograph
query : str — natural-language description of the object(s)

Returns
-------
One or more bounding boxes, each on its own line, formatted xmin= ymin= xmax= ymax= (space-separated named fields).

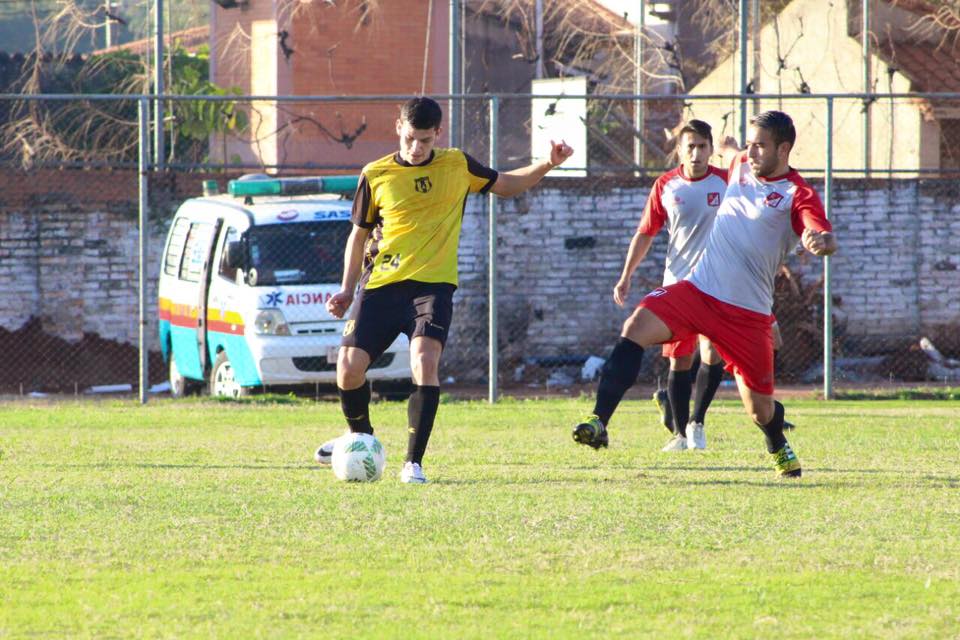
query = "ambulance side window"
xmin=163 ymin=217 xmax=191 ymax=276
xmin=218 ymin=226 xmax=239 ymax=281
xmin=179 ymin=222 xmax=213 ymax=283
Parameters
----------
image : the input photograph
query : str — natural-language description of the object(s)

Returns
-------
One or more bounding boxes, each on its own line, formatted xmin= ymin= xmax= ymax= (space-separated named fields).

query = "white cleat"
xmin=661 ymin=434 xmax=688 ymax=452
xmin=400 ymin=461 xmax=428 ymax=484
xmin=313 ymin=437 xmax=339 ymax=466
xmin=686 ymin=422 xmax=706 ymax=450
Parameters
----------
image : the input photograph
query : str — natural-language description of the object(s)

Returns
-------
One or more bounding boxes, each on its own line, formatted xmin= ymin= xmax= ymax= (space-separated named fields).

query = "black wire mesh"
xmin=1 ymin=94 xmax=958 ymax=399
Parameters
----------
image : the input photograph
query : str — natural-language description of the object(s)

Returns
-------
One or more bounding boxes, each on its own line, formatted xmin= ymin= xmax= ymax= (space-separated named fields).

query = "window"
xmin=245 ymin=221 xmax=351 ymax=286
xmin=218 ymin=227 xmax=240 ymax=281
xmin=163 ymin=218 xmax=192 ymax=276
xmin=179 ymin=222 xmax=214 ymax=283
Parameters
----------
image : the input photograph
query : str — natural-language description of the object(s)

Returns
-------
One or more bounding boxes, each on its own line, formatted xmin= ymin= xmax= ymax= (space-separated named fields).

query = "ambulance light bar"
xmin=227 ymin=175 xmax=359 ymax=197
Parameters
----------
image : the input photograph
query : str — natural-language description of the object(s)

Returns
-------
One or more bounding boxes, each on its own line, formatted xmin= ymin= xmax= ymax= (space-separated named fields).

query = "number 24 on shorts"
xmin=379 ymin=253 xmax=402 ymax=271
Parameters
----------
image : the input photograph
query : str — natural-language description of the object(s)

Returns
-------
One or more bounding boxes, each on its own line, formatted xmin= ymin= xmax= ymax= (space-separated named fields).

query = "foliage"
xmin=0 ymin=44 xmax=246 ymax=167
xmin=166 ymin=45 xmax=248 ymax=163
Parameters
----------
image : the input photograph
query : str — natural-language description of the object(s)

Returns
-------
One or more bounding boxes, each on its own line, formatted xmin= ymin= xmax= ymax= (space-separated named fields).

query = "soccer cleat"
xmin=653 ymin=389 xmax=673 ymax=433
xmin=572 ymin=414 xmax=609 ymax=449
xmin=313 ymin=437 xmax=339 ymax=466
xmin=400 ymin=461 xmax=428 ymax=484
xmin=661 ymin=434 xmax=688 ymax=452
xmin=772 ymin=443 xmax=802 ymax=477
xmin=783 ymin=419 xmax=796 ymax=431
xmin=686 ymin=422 xmax=707 ymax=450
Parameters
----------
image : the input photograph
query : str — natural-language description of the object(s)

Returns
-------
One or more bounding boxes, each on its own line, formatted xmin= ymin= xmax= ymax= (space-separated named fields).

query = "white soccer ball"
xmin=331 ymin=433 xmax=386 ymax=482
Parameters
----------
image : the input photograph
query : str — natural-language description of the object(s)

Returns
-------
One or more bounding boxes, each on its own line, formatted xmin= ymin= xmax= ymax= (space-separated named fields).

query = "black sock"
xmin=593 ymin=337 xmax=645 ymax=426
xmin=689 ymin=350 xmax=702 ymax=378
xmin=774 ymin=349 xmax=780 ymax=381
xmin=756 ymin=400 xmax=787 ymax=454
xmin=339 ymin=382 xmax=373 ymax=434
xmin=406 ymin=385 xmax=440 ymax=464
xmin=691 ymin=362 xmax=725 ymax=424
xmin=667 ymin=369 xmax=692 ymax=437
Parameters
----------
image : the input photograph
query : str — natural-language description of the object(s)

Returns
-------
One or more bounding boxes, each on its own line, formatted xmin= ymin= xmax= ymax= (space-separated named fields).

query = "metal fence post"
xmin=449 ymin=1 xmax=461 ymax=148
xmin=138 ymin=96 xmax=150 ymax=404
xmin=823 ymin=96 xmax=834 ymax=400
xmin=488 ymin=95 xmax=499 ymax=403
xmin=739 ymin=0 xmax=749 ymax=146
xmin=153 ymin=0 xmax=165 ymax=169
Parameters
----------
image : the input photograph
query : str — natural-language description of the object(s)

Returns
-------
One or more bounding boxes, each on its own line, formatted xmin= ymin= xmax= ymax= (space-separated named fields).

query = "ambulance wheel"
xmin=210 ymin=351 xmax=250 ymax=399
xmin=169 ymin=356 xmax=202 ymax=398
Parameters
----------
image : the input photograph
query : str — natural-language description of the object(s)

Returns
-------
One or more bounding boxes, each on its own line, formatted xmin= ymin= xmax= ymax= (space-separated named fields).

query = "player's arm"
xmin=719 ymin=136 xmax=741 ymax=169
xmin=327 ymin=175 xmax=377 ymax=318
xmin=489 ymin=140 xmax=574 ymax=198
xmin=614 ymin=179 xmax=666 ymax=306
xmin=613 ymin=232 xmax=655 ymax=307
xmin=327 ymin=225 xmax=371 ymax=319
xmin=792 ymin=183 xmax=837 ymax=257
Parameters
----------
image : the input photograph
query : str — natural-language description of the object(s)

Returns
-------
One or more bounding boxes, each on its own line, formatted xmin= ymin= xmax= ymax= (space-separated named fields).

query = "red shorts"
xmin=662 ymin=334 xmax=698 ymax=359
xmin=639 ymin=281 xmax=775 ymax=394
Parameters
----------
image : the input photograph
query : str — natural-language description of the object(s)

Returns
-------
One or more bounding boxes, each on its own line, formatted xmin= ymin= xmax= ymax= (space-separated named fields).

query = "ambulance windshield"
xmin=246 ymin=221 xmax=351 ymax=286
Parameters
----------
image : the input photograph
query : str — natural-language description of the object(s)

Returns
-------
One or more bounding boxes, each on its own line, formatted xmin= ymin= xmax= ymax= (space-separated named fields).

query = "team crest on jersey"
xmin=414 ymin=176 xmax=432 ymax=193
xmin=707 ymin=192 xmax=721 ymax=206
xmin=645 ymin=288 xmax=668 ymax=298
xmin=765 ymin=191 xmax=784 ymax=208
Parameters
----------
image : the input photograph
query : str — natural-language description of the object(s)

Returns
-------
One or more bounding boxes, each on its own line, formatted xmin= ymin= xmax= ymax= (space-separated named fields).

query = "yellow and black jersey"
xmin=351 ymin=147 xmax=498 ymax=289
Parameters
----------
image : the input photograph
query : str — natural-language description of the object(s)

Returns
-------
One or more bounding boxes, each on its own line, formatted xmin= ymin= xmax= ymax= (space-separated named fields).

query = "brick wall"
xmin=2 ymin=168 xmax=958 ymax=382
xmin=0 ymin=169 xmax=243 ymax=346
xmin=450 ymin=176 xmax=960 ymax=371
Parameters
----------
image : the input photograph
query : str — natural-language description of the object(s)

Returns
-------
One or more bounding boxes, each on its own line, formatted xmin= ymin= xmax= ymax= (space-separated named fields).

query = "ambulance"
xmin=158 ymin=175 xmax=410 ymax=398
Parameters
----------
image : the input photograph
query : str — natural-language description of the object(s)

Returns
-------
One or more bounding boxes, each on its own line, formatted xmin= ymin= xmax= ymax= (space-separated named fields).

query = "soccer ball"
xmin=331 ymin=433 xmax=386 ymax=482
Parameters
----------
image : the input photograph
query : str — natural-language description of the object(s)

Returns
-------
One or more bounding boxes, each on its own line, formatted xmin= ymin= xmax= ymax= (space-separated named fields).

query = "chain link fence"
xmin=1 ymin=93 xmax=958 ymax=400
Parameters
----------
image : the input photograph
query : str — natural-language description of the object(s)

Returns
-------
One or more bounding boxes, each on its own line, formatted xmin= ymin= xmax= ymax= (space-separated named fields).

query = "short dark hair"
xmin=750 ymin=110 xmax=796 ymax=148
xmin=400 ymin=97 xmax=443 ymax=130
xmin=677 ymin=119 xmax=713 ymax=147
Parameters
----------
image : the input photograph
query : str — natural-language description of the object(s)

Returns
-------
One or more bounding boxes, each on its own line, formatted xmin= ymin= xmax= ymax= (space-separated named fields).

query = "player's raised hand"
xmin=326 ymin=290 xmax=354 ymax=319
xmin=613 ymin=277 xmax=631 ymax=307
xmin=720 ymin=136 xmax=740 ymax=152
xmin=801 ymin=228 xmax=836 ymax=256
xmin=548 ymin=139 xmax=574 ymax=168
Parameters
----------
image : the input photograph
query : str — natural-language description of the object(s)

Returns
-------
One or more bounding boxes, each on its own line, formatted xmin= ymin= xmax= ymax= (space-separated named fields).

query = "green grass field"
xmin=1 ymin=397 xmax=958 ymax=638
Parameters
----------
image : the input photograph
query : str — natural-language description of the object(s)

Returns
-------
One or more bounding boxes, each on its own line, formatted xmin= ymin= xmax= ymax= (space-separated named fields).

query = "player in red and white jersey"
xmin=612 ymin=120 xmax=728 ymax=452
xmin=574 ymin=111 xmax=836 ymax=478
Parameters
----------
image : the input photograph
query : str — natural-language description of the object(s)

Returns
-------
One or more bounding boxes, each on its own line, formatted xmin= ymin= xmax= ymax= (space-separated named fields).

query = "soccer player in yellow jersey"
xmin=316 ymin=97 xmax=573 ymax=483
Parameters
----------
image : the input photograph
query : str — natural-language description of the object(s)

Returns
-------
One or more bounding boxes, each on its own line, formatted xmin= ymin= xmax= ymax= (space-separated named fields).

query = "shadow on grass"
xmin=45 ymin=462 xmax=310 ymax=471
xmin=432 ymin=476 xmax=824 ymax=489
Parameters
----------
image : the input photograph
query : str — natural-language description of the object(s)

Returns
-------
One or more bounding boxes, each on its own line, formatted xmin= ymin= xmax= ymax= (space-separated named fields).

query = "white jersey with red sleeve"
xmin=687 ymin=152 xmax=832 ymax=314
xmin=637 ymin=165 xmax=728 ymax=285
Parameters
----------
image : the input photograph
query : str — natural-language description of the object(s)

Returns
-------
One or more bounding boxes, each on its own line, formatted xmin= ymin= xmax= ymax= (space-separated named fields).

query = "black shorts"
xmin=341 ymin=280 xmax=456 ymax=361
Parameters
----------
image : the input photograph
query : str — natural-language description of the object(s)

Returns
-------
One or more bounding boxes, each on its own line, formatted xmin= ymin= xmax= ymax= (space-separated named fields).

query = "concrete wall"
xmin=452 ymin=176 xmax=960 ymax=370
xmin=2 ymin=169 xmax=957 ymax=381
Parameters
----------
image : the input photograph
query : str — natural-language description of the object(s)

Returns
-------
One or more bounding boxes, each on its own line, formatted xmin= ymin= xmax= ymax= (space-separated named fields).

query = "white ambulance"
xmin=158 ymin=175 xmax=410 ymax=398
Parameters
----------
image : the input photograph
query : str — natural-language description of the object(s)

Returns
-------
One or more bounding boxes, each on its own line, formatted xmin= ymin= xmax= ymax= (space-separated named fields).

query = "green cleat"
xmin=653 ymin=389 xmax=673 ymax=433
xmin=772 ymin=443 xmax=802 ymax=477
xmin=572 ymin=414 xmax=608 ymax=449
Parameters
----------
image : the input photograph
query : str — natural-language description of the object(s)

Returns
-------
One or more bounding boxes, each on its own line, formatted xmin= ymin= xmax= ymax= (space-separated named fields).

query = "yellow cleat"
xmin=772 ymin=443 xmax=802 ymax=477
